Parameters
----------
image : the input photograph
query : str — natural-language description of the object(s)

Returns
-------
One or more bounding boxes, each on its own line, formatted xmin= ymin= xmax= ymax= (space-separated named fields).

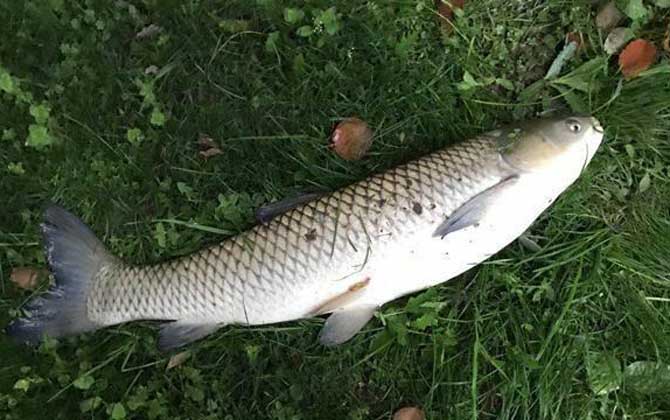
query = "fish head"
xmin=497 ymin=116 xmax=604 ymax=175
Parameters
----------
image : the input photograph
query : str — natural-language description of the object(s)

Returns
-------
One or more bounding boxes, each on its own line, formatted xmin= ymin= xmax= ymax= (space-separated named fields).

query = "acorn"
xmin=393 ymin=406 xmax=426 ymax=420
xmin=330 ymin=117 xmax=374 ymax=161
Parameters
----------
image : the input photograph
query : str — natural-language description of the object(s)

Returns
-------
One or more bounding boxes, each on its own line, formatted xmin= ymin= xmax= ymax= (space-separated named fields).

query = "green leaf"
xmin=395 ymin=32 xmax=417 ymax=58
xmin=13 ymin=378 xmax=31 ymax=392
xmin=654 ymin=0 xmax=670 ymax=7
xmin=553 ymin=85 xmax=588 ymax=114
xmin=127 ymin=386 xmax=149 ymax=410
xmin=586 ymin=352 xmax=622 ymax=395
xmin=369 ymin=330 xmax=393 ymax=354
xmin=293 ymin=53 xmax=305 ymax=74
xmin=79 ymin=397 xmax=103 ymax=413
xmin=552 ymin=58 xmax=606 ymax=93
xmin=110 ymin=403 xmax=127 ymax=420
xmin=639 ymin=172 xmax=651 ymax=193
xmin=457 ymin=71 xmax=482 ymax=91
xmin=48 ymin=0 xmax=64 ymax=11
xmin=296 ymin=25 xmax=313 ymax=37
xmin=265 ymin=31 xmax=280 ymax=52
xmin=320 ymin=7 xmax=340 ymax=35
xmin=176 ymin=181 xmax=194 ymax=198
xmin=414 ymin=312 xmax=438 ymax=330
xmin=513 ymin=348 xmax=540 ymax=370
xmin=405 ymin=288 xmax=439 ymax=314
xmin=186 ymin=384 xmax=205 ymax=402
xmin=7 ymin=162 xmax=25 ymax=175
xmin=0 ymin=68 xmax=15 ymax=93
xmin=386 ymin=315 xmax=408 ymax=346
xmin=518 ymin=79 xmax=546 ymax=104
xmin=29 ymin=103 xmax=51 ymax=125
xmin=283 ymin=8 xmax=304 ymax=24
xmin=136 ymin=79 xmax=156 ymax=106
xmin=625 ymin=0 xmax=649 ymax=22
xmin=496 ymin=78 xmax=515 ymax=90
xmin=624 ymin=143 xmax=636 ymax=158
xmin=218 ymin=19 xmax=250 ymax=33
xmin=126 ymin=128 xmax=143 ymax=145
xmin=2 ymin=128 xmax=16 ymax=141
xmin=73 ymin=374 xmax=95 ymax=390
xmin=245 ymin=344 xmax=260 ymax=364
xmin=154 ymin=222 xmax=167 ymax=248
xmin=147 ymin=399 xmax=168 ymax=419
xmin=624 ymin=361 xmax=670 ymax=394
xmin=26 ymin=124 xmax=54 ymax=148
xmin=436 ymin=328 xmax=458 ymax=348
xmin=150 ymin=108 xmax=166 ymax=126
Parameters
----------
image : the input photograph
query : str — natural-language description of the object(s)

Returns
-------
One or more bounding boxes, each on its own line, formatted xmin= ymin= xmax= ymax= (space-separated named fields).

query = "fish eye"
xmin=565 ymin=119 xmax=582 ymax=134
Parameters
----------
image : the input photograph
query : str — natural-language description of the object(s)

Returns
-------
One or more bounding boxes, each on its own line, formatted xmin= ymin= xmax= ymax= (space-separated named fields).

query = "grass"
xmin=1 ymin=0 xmax=670 ymax=418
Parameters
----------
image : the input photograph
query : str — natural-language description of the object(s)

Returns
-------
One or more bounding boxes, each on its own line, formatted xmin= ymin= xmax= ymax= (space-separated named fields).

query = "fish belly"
xmin=358 ymin=175 xmax=555 ymax=306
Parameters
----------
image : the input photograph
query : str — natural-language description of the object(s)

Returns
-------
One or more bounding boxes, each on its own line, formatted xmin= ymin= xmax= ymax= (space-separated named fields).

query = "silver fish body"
xmin=7 ymin=116 xmax=604 ymax=350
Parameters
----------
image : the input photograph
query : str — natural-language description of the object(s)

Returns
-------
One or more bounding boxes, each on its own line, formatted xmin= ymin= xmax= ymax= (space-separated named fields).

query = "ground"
xmin=1 ymin=1 xmax=670 ymax=419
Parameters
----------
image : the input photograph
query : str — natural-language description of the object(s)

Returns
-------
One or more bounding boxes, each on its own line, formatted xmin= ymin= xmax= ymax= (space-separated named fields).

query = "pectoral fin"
xmin=158 ymin=321 xmax=220 ymax=351
xmin=433 ymin=175 xmax=518 ymax=238
xmin=255 ymin=192 xmax=323 ymax=224
xmin=319 ymin=304 xmax=377 ymax=346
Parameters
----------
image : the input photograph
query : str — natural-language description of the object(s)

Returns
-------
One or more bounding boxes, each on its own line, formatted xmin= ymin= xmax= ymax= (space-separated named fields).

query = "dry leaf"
xmin=199 ymin=148 xmax=223 ymax=158
xmin=166 ymin=350 xmax=191 ymax=370
xmin=393 ymin=406 xmax=426 ymax=420
xmin=330 ymin=117 xmax=374 ymax=161
xmin=135 ymin=24 xmax=162 ymax=40
xmin=566 ymin=32 xmax=586 ymax=51
xmin=10 ymin=267 xmax=45 ymax=290
xmin=604 ymin=27 xmax=634 ymax=55
xmin=436 ymin=0 xmax=465 ymax=32
xmin=619 ymin=39 xmax=657 ymax=78
xmin=197 ymin=133 xmax=217 ymax=148
xmin=197 ymin=134 xmax=223 ymax=159
xmin=664 ymin=22 xmax=670 ymax=52
xmin=596 ymin=2 xmax=624 ymax=32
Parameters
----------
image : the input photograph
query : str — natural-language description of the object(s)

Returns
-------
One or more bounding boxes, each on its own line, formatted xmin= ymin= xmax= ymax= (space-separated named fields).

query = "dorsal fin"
xmin=255 ymin=192 xmax=323 ymax=223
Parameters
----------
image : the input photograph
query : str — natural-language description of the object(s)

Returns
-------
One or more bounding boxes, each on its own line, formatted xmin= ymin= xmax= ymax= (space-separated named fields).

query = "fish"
xmin=6 ymin=115 xmax=604 ymax=351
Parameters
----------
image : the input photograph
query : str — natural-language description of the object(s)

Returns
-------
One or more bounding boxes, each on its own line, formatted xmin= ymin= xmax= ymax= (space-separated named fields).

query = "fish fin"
xmin=311 ymin=277 xmax=370 ymax=315
xmin=158 ymin=321 xmax=220 ymax=351
xmin=433 ymin=175 xmax=519 ymax=238
xmin=255 ymin=192 xmax=322 ymax=224
xmin=319 ymin=304 xmax=377 ymax=346
xmin=6 ymin=205 xmax=115 ymax=345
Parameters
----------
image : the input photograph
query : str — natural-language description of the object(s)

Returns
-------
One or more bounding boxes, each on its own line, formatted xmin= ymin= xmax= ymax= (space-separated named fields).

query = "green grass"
xmin=2 ymin=0 xmax=670 ymax=418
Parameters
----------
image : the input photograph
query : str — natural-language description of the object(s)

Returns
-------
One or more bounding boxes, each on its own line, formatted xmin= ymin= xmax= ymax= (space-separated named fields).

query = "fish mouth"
xmin=581 ymin=117 xmax=605 ymax=173
xmin=592 ymin=117 xmax=604 ymax=133
xmin=580 ymin=141 xmax=589 ymax=175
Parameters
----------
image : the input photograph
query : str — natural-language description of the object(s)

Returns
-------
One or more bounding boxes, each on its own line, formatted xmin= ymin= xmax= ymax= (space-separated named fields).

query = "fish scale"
xmin=86 ymin=135 xmax=503 ymax=326
xmin=7 ymin=116 xmax=603 ymax=350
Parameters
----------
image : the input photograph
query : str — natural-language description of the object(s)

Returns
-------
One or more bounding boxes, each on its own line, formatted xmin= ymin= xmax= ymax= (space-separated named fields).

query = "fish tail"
xmin=6 ymin=205 xmax=116 ymax=345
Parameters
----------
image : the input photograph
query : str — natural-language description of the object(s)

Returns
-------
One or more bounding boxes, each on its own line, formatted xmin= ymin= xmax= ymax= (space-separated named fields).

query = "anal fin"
xmin=319 ymin=305 xmax=377 ymax=346
xmin=158 ymin=321 xmax=220 ymax=351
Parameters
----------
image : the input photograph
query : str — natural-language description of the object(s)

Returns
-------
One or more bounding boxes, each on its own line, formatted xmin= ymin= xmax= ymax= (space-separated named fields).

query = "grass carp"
xmin=7 ymin=116 xmax=604 ymax=350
